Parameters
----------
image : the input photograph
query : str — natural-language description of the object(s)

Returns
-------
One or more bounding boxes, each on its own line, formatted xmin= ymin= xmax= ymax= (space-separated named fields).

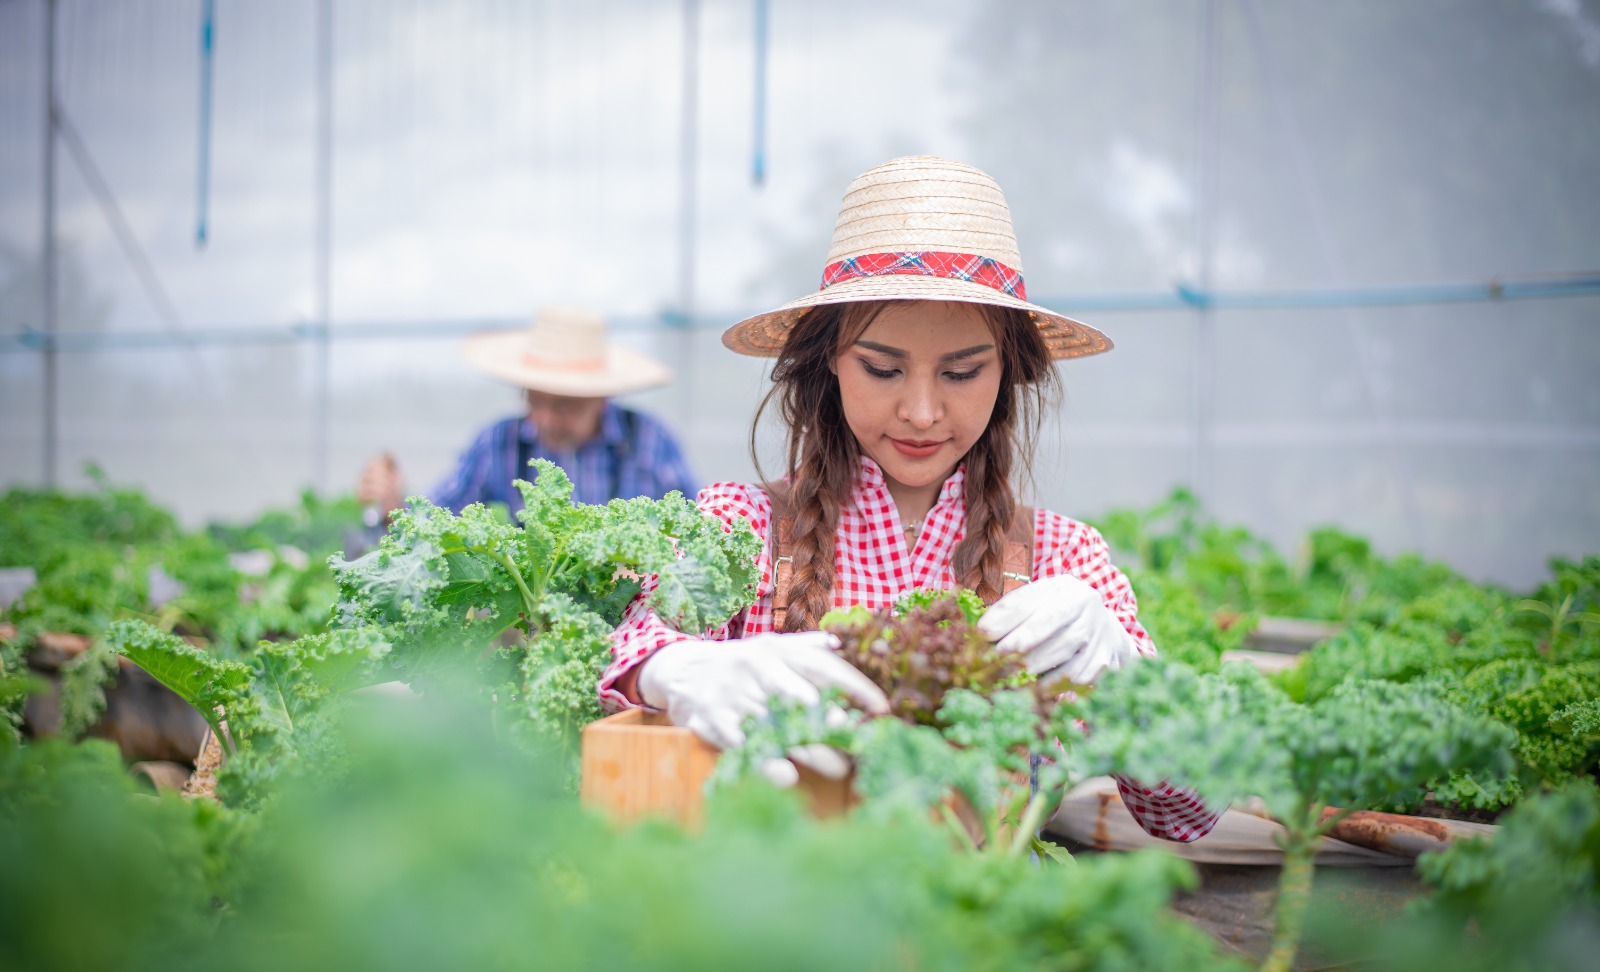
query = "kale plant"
xmin=329 ymin=460 xmax=759 ymax=759
xmin=106 ymin=615 xmax=427 ymax=807
xmin=110 ymin=460 xmax=762 ymax=800
xmin=1068 ymin=659 xmax=1516 ymax=972
xmin=1280 ymin=579 xmax=1595 ymax=812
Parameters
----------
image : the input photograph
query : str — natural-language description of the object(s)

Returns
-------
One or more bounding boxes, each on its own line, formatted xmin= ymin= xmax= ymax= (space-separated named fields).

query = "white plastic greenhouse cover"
xmin=0 ymin=0 xmax=1596 ymax=589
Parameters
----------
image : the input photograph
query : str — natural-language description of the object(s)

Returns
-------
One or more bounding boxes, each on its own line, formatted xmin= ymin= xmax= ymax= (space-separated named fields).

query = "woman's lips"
xmin=889 ymin=437 xmax=945 ymax=458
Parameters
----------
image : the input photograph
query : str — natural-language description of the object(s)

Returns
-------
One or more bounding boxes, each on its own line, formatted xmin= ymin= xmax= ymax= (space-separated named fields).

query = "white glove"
xmin=977 ymin=574 xmax=1142 ymax=685
xmin=636 ymin=632 xmax=890 ymax=786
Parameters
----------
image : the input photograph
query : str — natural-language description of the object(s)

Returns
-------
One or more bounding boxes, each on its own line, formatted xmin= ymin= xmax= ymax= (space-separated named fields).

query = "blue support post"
xmin=752 ymin=0 xmax=769 ymax=186
xmin=196 ymin=0 xmax=216 ymax=247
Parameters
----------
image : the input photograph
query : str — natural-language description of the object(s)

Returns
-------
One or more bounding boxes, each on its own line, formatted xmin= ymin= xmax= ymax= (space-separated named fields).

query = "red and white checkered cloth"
xmin=598 ymin=456 xmax=1221 ymax=843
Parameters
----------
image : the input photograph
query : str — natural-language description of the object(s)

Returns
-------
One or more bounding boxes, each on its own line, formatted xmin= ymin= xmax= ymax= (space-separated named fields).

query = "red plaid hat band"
xmin=820 ymin=251 xmax=1027 ymax=301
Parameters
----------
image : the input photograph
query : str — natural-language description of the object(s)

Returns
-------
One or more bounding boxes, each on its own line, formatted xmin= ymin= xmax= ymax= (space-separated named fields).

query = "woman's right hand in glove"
xmin=635 ymin=631 xmax=889 ymax=785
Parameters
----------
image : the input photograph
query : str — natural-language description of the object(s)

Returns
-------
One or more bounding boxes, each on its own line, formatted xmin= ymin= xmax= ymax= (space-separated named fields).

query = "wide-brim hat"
xmin=462 ymin=305 xmax=673 ymax=397
xmin=723 ymin=156 xmax=1112 ymax=360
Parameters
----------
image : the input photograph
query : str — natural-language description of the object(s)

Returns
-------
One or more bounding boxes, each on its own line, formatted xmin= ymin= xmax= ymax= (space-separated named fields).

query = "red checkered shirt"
xmin=599 ymin=456 xmax=1221 ymax=843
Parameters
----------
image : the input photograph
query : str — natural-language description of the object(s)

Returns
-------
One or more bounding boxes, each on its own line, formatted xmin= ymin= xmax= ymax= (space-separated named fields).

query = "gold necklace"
xmin=903 ymin=517 xmax=921 ymax=543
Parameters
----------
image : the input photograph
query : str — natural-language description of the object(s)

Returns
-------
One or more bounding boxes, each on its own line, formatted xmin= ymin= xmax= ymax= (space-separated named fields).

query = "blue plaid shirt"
xmin=427 ymin=403 xmax=697 ymax=513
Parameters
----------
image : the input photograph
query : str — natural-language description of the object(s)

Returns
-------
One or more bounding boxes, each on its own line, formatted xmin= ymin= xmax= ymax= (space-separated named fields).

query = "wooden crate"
xmin=579 ymin=708 xmax=853 ymax=829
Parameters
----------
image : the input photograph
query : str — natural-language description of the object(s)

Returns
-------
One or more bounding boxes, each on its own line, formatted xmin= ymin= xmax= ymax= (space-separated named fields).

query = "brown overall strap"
xmin=764 ymin=480 xmax=1033 ymax=631
xmin=1002 ymin=505 xmax=1035 ymax=597
xmin=764 ymin=481 xmax=799 ymax=633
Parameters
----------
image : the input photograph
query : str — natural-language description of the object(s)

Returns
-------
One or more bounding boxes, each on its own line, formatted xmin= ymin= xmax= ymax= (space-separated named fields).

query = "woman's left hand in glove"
xmin=977 ymin=573 xmax=1142 ymax=685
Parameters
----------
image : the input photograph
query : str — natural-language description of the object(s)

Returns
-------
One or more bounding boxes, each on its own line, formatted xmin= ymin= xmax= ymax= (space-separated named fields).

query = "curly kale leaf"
xmin=517 ymin=593 xmax=615 ymax=762
xmin=1069 ymin=661 xmax=1299 ymax=815
xmin=106 ymin=619 xmax=256 ymax=754
xmin=1553 ymin=698 xmax=1600 ymax=739
xmin=893 ymin=588 xmax=987 ymax=625
xmin=1072 ymin=660 xmax=1515 ymax=825
xmin=709 ymin=690 xmax=865 ymax=790
xmin=1454 ymin=658 xmax=1600 ymax=786
xmin=332 ymin=497 xmax=526 ymax=637
xmin=57 ymin=639 xmax=119 ymax=738
xmin=342 ymin=461 xmax=758 ymax=646
xmin=850 ymin=716 xmax=992 ymax=823
xmin=1303 ymin=677 xmax=1516 ymax=814
xmin=212 ymin=628 xmax=394 ymax=809
xmin=513 ymin=462 xmax=754 ymax=633
xmin=1518 ymin=554 xmax=1600 ymax=659
xmin=253 ymin=629 xmax=392 ymax=739
xmin=1075 ymin=659 xmax=1516 ymax=972
xmin=331 ymin=499 xmax=540 ymax=685
xmin=330 ymin=541 xmax=449 ymax=630
xmin=938 ymin=688 xmax=1041 ymax=779
xmin=563 ymin=489 xmax=760 ymax=634
xmin=1292 ymin=621 xmax=1456 ymax=703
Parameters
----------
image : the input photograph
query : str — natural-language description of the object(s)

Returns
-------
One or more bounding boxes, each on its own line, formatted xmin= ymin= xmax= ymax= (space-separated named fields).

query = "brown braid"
xmin=950 ymin=305 xmax=1054 ymax=602
xmin=751 ymin=301 xmax=1058 ymax=630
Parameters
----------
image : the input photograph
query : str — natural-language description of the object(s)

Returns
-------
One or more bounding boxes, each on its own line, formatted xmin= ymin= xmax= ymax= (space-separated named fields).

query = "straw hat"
xmin=723 ymin=156 xmax=1111 ymax=359
xmin=462 ymin=305 xmax=673 ymax=397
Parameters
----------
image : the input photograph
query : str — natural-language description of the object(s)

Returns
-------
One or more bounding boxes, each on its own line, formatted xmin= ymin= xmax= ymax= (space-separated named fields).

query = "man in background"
xmin=359 ymin=306 xmax=695 ymax=518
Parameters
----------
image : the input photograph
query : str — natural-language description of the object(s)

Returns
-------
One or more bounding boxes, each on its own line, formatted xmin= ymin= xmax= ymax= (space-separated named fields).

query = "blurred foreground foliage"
xmin=0 ymin=691 xmax=1244 ymax=972
xmin=1306 ymin=780 xmax=1600 ymax=972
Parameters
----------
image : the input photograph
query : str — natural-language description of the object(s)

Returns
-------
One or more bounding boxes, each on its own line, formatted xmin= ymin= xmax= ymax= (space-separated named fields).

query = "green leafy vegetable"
xmin=328 ymin=460 xmax=759 ymax=769
xmin=56 ymin=639 xmax=119 ymax=738
xmin=0 ymin=630 xmax=41 ymax=745
xmin=821 ymin=590 xmax=1041 ymax=727
xmin=1070 ymin=659 xmax=1517 ymax=972
xmin=106 ymin=620 xmax=255 ymax=755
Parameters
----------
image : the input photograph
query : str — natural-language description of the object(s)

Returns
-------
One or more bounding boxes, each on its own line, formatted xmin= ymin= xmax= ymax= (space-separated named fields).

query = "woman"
xmin=603 ymin=156 xmax=1217 ymax=842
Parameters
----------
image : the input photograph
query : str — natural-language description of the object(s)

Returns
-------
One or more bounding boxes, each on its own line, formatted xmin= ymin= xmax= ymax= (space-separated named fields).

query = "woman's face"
xmin=833 ymin=300 xmax=1003 ymax=491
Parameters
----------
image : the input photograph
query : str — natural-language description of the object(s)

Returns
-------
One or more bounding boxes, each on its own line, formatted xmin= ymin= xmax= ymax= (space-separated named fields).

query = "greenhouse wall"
xmin=1 ymin=0 xmax=1597 ymax=589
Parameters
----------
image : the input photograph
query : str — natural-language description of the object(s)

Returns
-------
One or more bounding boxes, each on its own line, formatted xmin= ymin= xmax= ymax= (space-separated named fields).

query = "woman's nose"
xmin=898 ymin=382 xmax=941 ymax=429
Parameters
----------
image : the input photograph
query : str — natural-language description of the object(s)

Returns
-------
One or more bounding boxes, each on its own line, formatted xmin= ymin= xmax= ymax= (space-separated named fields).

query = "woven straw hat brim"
xmin=461 ymin=330 xmax=674 ymax=397
xmin=721 ymin=275 xmax=1113 ymax=360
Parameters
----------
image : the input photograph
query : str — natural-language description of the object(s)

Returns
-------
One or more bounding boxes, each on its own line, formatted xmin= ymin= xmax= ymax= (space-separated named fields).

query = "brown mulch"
xmin=183 ymin=730 xmax=224 ymax=802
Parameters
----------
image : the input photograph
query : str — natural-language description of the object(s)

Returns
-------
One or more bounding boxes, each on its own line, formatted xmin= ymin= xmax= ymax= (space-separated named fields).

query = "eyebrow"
xmin=854 ymin=340 xmax=995 ymax=362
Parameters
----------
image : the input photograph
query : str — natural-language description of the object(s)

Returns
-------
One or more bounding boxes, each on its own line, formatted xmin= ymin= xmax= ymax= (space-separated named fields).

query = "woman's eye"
xmin=862 ymin=361 xmax=900 ymax=379
xmin=945 ymin=368 xmax=982 ymax=382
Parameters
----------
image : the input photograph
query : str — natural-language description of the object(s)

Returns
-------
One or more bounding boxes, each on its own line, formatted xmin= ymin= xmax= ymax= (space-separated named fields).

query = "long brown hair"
xmin=750 ymin=299 xmax=1059 ymax=631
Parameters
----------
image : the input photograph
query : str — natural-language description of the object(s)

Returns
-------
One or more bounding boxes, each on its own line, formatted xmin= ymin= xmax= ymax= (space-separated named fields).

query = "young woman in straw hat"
xmin=604 ymin=157 xmax=1217 ymax=842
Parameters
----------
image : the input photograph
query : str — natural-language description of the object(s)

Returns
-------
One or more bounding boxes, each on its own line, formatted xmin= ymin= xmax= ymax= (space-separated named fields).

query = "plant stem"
xmin=497 ymin=552 xmax=542 ymax=620
xmin=939 ymin=802 xmax=981 ymax=854
xmin=1263 ymin=827 xmax=1317 ymax=972
xmin=1008 ymin=790 xmax=1052 ymax=858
